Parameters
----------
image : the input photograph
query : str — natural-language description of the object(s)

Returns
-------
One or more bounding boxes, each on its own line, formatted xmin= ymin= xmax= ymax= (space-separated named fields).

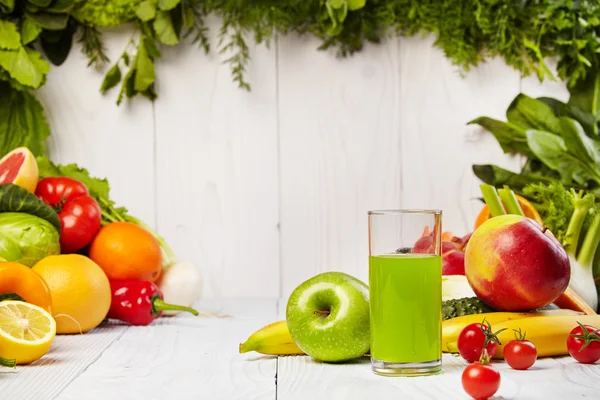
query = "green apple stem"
xmin=312 ymin=310 xmax=331 ymax=318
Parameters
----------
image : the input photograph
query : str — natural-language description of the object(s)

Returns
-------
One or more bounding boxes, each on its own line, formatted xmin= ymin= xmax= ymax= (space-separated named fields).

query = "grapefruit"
xmin=0 ymin=147 xmax=39 ymax=193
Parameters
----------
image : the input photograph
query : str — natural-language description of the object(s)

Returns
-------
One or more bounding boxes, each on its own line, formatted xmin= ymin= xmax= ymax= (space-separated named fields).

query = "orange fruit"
xmin=88 ymin=221 xmax=162 ymax=282
xmin=0 ymin=147 xmax=39 ymax=193
xmin=0 ymin=261 xmax=53 ymax=314
xmin=32 ymin=254 xmax=111 ymax=334
xmin=474 ymin=194 xmax=543 ymax=230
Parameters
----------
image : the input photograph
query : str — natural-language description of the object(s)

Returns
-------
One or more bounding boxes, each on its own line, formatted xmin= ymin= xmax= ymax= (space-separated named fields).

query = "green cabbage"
xmin=71 ymin=0 xmax=142 ymax=27
xmin=0 ymin=212 xmax=60 ymax=267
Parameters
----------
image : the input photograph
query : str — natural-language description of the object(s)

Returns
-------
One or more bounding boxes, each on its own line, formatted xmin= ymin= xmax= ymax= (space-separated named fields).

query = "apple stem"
xmin=312 ymin=310 xmax=331 ymax=318
xmin=542 ymin=226 xmax=548 ymax=233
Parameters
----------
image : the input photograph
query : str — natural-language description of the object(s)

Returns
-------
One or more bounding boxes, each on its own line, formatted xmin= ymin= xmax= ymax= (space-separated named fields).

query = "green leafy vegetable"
xmin=467 ymin=117 xmax=531 ymax=157
xmin=20 ymin=17 xmax=43 ymax=45
xmin=506 ymin=94 xmax=562 ymax=135
xmin=0 ymin=20 xmax=20 ymax=50
xmin=0 ymin=83 xmax=50 ymax=157
xmin=0 ymin=212 xmax=60 ymax=267
xmin=0 ymin=184 xmax=61 ymax=231
xmin=0 ymin=47 xmax=50 ymax=89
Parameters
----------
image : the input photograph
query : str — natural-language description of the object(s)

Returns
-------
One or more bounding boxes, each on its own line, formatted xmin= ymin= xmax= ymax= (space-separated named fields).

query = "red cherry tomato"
xmin=504 ymin=328 xmax=537 ymax=370
xmin=36 ymin=177 xmax=102 ymax=253
xmin=462 ymin=361 xmax=501 ymax=400
xmin=457 ymin=320 xmax=503 ymax=363
xmin=567 ymin=322 xmax=600 ymax=364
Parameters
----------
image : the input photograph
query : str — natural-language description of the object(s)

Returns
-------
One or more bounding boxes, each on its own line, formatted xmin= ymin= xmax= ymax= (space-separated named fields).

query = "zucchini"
xmin=442 ymin=297 xmax=495 ymax=321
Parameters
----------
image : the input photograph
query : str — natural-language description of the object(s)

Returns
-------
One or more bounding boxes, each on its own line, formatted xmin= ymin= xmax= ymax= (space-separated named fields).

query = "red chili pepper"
xmin=108 ymin=280 xmax=199 ymax=326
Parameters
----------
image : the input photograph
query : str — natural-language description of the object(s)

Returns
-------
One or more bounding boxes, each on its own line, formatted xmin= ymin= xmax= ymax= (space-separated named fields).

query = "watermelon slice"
xmin=0 ymin=147 xmax=39 ymax=193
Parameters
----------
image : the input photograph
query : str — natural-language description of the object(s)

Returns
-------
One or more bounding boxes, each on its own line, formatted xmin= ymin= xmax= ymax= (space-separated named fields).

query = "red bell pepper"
xmin=108 ymin=279 xmax=199 ymax=326
xmin=35 ymin=177 xmax=102 ymax=253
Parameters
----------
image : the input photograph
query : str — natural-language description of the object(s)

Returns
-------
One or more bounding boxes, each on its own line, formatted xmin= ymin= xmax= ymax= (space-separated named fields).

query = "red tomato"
xmin=462 ymin=361 xmax=501 ymax=400
xmin=36 ymin=177 xmax=102 ymax=253
xmin=457 ymin=321 xmax=501 ymax=363
xmin=504 ymin=341 xmax=537 ymax=370
xmin=567 ymin=323 xmax=600 ymax=364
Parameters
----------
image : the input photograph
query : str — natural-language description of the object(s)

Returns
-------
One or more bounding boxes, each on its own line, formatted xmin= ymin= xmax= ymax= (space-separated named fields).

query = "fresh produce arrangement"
xmin=240 ymin=183 xmax=600 ymax=399
xmin=0 ymin=146 xmax=208 ymax=367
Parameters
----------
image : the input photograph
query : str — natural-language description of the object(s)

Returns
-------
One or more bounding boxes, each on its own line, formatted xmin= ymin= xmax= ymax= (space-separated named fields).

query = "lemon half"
xmin=0 ymin=301 xmax=56 ymax=364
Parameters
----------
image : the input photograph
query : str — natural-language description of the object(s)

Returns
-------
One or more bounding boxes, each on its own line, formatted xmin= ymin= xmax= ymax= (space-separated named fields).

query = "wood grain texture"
xmin=36 ymin=27 xmax=156 ymax=227
xmin=0 ymin=323 xmax=128 ymax=400
xmin=277 ymin=352 xmax=600 ymax=399
xmin=56 ymin=299 xmax=278 ymax=400
xmin=153 ymin=19 xmax=280 ymax=298
xmin=397 ymin=35 xmax=523 ymax=236
xmin=278 ymin=35 xmax=402 ymax=298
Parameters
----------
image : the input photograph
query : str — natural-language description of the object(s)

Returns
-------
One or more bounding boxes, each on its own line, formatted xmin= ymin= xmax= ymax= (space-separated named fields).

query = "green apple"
xmin=285 ymin=271 xmax=370 ymax=362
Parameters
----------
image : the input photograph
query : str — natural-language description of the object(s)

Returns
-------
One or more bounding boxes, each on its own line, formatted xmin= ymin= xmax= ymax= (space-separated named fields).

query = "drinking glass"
xmin=368 ymin=209 xmax=443 ymax=377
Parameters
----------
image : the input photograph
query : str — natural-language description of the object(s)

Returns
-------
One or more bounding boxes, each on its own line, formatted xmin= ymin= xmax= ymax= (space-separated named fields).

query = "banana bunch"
xmin=239 ymin=320 xmax=305 ymax=356
xmin=442 ymin=309 xmax=600 ymax=358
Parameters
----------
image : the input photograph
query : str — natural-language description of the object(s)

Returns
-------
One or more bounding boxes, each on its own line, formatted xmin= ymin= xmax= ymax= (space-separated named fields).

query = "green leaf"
xmin=46 ymin=0 xmax=75 ymax=12
xmin=537 ymin=96 xmax=598 ymax=137
xmin=153 ymin=10 xmax=179 ymax=45
xmin=558 ymin=117 xmax=600 ymax=167
xmin=134 ymin=41 xmax=155 ymax=92
xmin=181 ymin=2 xmax=194 ymax=29
xmin=526 ymin=130 xmax=600 ymax=185
xmin=136 ymin=0 xmax=157 ymax=22
xmin=26 ymin=12 xmax=69 ymax=31
xmin=0 ymin=184 xmax=61 ymax=232
xmin=347 ymin=0 xmax=366 ymax=11
xmin=0 ymin=82 xmax=50 ymax=157
xmin=568 ymin=68 xmax=600 ymax=121
xmin=28 ymin=0 xmax=52 ymax=7
xmin=0 ymin=0 xmax=15 ymax=12
xmin=0 ymin=293 xmax=25 ymax=302
xmin=468 ymin=117 xmax=533 ymax=157
xmin=329 ymin=0 xmax=345 ymax=8
xmin=158 ymin=0 xmax=180 ymax=11
xmin=21 ymin=18 xmax=43 ymax=45
xmin=472 ymin=164 xmax=556 ymax=194
xmin=144 ymin=37 xmax=160 ymax=59
xmin=0 ymin=47 xmax=50 ymax=89
xmin=40 ymin=27 xmax=74 ymax=66
xmin=506 ymin=94 xmax=562 ymax=135
xmin=0 ymin=21 xmax=21 ymax=50
xmin=100 ymin=63 xmax=122 ymax=93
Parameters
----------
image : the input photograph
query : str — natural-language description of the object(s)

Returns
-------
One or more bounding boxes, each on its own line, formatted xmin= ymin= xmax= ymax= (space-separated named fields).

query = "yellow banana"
xmin=442 ymin=309 xmax=583 ymax=353
xmin=239 ymin=320 xmax=305 ymax=355
xmin=444 ymin=313 xmax=600 ymax=358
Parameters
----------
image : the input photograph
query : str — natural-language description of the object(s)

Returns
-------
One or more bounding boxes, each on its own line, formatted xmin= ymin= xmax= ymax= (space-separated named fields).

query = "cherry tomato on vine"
xmin=36 ymin=177 xmax=102 ymax=253
xmin=457 ymin=318 xmax=506 ymax=363
xmin=461 ymin=350 xmax=501 ymax=400
xmin=504 ymin=328 xmax=537 ymax=370
xmin=567 ymin=322 xmax=600 ymax=364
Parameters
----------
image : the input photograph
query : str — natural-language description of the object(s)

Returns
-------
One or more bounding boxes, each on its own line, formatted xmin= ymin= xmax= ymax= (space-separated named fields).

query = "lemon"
xmin=0 ymin=301 xmax=56 ymax=364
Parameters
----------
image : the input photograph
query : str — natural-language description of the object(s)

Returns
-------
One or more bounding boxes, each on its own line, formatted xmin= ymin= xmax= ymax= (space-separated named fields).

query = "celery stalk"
xmin=480 ymin=184 xmax=506 ymax=217
xmin=498 ymin=186 xmax=524 ymax=216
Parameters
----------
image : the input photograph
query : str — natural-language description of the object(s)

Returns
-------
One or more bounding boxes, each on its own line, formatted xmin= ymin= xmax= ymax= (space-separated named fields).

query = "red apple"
xmin=412 ymin=231 xmax=472 ymax=276
xmin=464 ymin=214 xmax=570 ymax=311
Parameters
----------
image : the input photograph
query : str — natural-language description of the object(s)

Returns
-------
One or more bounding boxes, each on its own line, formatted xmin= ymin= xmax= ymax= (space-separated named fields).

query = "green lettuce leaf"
xmin=0 ymin=184 xmax=61 ymax=232
xmin=0 ymin=83 xmax=50 ymax=157
xmin=0 ymin=47 xmax=50 ymax=89
xmin=0 ymin=21 xmax=20 ymax=50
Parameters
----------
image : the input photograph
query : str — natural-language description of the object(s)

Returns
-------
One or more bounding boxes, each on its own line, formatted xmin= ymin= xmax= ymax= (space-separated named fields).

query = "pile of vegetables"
xmin=472 ymin=67 xmax=600 ymax=309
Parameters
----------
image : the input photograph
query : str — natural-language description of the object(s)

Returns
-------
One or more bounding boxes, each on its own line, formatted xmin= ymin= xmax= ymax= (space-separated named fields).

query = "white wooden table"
xmin=2 ymin=299 xmax=600 ymax=399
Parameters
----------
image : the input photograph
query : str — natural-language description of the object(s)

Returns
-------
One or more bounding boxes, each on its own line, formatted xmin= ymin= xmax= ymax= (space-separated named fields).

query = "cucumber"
xmin=442 ymin=297 xmax=495 ymax=321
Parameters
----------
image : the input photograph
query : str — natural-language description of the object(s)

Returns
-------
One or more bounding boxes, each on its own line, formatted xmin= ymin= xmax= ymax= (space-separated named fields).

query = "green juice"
xmin=369 ymin=254 xmax=442 ymax=363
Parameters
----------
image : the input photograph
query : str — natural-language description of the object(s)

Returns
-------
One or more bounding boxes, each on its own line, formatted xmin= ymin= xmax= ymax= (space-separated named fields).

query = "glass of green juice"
xmin=368 ymin=209 xmax=442 ymax=377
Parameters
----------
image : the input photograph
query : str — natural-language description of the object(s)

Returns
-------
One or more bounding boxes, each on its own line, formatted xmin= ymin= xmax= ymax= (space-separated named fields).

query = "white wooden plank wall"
xmin=36 ymin=22 xmax=567 ymax=299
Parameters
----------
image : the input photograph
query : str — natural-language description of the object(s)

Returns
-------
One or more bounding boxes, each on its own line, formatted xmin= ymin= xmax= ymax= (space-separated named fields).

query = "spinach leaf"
xmin=0 ymin=292 xmax=25 ymax=302
xmin=0 ymin=83 xmax=50 ymax=157
xmin=468 ymin=117 xmax=533 ymax=157
xmin=526 ymin=130 xmax=600 ymax=186
xmin=0 ymin=184 xmax=60 ymax=232
xmin=568 ymin=68 xmax=600 ymax=125
xmin=558 ymin=117 xmax=600 ymax=167
xmin=506 ymin=94 xmax=562 ymax=135
xmin=472 ymin=164 xmax=556 ymax=195
xmin=538 ymin=96 xmax=598 ymax=138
